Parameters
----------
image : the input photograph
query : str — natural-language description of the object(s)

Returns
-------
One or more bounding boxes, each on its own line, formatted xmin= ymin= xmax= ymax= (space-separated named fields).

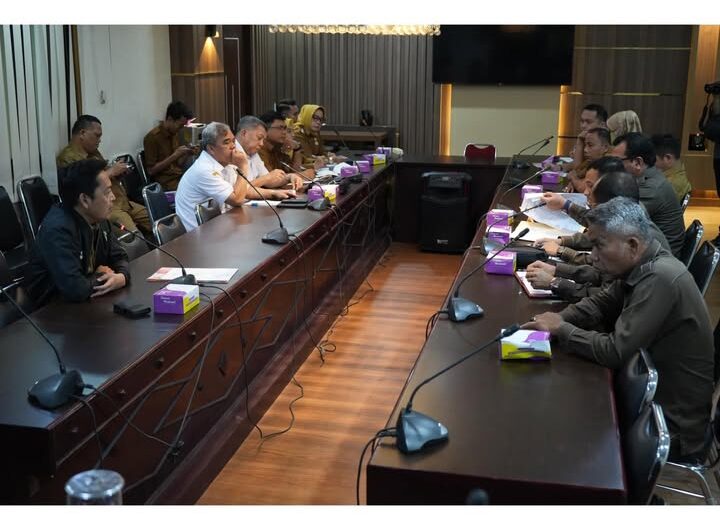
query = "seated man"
xmin=564 ymin=103 xmax=608 ymax=171
xmin=527 ymin=171 xmax=671 ymax=302
xmin=24 ymin=159 xmax=131 ymax=306
xmin=257 ymin=111 xmax=322 ymax=180
xmin=143 ymin=101 xmax=196 ymax=191
xmin=582 ymin=127 xmax=612 ymax=162
xmin=651 ymin=134 xmax=691 ymax=202
xmin=57 ymin=115 xmax=151 ymax=237
xmin=276 ymin=98 xmax=299 ymax=124
xmin=235 ymin=115 xmax=302 ymax=199
xmin=611 ymin=132 xmax=685 ymax=256
xmin=175 ymin=122 xmax=250 ymax=231
xmin=524 ymin=197 xmax=714 ymax=461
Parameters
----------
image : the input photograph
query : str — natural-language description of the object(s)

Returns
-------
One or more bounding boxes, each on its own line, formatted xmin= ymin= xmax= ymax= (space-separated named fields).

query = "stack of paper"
xmin=514 ymin=271 xmax=556 ymax=299
xmin=520 ymin=193 xmax=587 ymax=233
xmin=148 ymin=267 xmax=238 ymax=284
xmin=511 ymin=221 xmax=576 ymax=242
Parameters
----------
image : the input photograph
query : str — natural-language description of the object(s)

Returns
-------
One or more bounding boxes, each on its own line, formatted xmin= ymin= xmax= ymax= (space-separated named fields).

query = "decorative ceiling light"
xmin=268 ymin=25 xmax=440 ymax=36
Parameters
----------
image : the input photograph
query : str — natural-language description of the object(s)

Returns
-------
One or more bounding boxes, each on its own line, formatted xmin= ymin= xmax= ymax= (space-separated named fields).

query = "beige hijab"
xmin=607 ymin=110 xmax=643 ymax=142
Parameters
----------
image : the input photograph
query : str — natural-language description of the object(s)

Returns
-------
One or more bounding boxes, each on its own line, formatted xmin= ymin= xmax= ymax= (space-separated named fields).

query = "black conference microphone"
xmin=112 ymin=222 xmax=196 ymax=285
xmin=361 ymin=120 xmax=384 ymax=150
xmin=447 ymin=227 xmax=530 ymax=322
xmin=494 ymin=168 xmax=544 ymax=211
xmin=511 ymin=135 xmax=554 ymax=170
xmin=0 ymin=284 xmax=84 ymax=409
xmin=325 ymin=123 xmax=353 ymax=159
xmin=395 ymin=323 xmax=521 ymax=454
xmin=235 ymin=169 xmax=290 ymax=245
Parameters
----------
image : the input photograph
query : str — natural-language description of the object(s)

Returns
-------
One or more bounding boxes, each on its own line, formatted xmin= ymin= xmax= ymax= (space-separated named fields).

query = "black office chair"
xmin=681 ymin=192 xmax=691 ymax=213
xmin=137 ymin=149 xmax=151 ymax=184
xmin=678 ymin=219 xmax=704 ymax=267
xmin=0 ymin=252 xmax=35 ymax=329
xmin=655 ymin=390 xmax=720 ymax=504
xmin=16 ymin=176 xmax=55 ymax=240
xmin=615 ymin=348 xmax=658 ymax=435
xmin=688 ymin=241 xmax=720 ymax=296
xmin=117 ymin=230 xmax=150 ymax=261
xmin=0 ymin=185 xmax=29 ymax=279
xmin=153 ymin=214 xmax=186 ymax=245
xmin=623 ymin=402 xmax=670 ymax=504
xmin=112 ymin=153 xmax=146 ymax=204
xmin=195 ymin=199 xmax=222 ymax=226
xmin=142 ymin=182 xmax=172 ymax=236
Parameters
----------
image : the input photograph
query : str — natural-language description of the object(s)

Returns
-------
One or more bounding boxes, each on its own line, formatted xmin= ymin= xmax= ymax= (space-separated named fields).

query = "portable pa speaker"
xmin=419 ymin=172 xmax=471 ymax=253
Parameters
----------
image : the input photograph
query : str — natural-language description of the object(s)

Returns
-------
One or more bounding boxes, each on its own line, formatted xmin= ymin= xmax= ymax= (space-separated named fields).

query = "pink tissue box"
xmin=541 ymin=171 xmax=562 ymax=185
xmin=521 ymin=184 xmax=543 ymax=199
xmin=486 ymin=225 xmax=512 ymax=246
xmin=484 ymin=251 xmax=516 ymax=275
xmin=340 ymin=165 xmax=359 ymax=177
xmin=487 ymin=209 xmax=514 ymax=227
xmin=355 ymin=160 xmax=371 ymax=173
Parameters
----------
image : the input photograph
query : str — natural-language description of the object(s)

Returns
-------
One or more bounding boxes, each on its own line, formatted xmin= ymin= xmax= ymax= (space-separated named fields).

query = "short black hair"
xmin=651 ymin=134 xmax=681 ymax=160
xmin=165 ymin=101 xmax=193 ymax=121
xmin=71 ymin=115 xmax=101 ymax=136
xmin=592 ymin=171 xmax=640 ymax=205
xmin=613 ymin=132 xmax=656 ymax=167
xmin=59 ymin=158 xmax=107 ymax=207
xmin=588 ymin=156 xmax=625 ymax=175
xmin=587 ymin=127 xmax=611 ymax=146
xmin=277 ymin=98 xmax=297 ymax=107
xmin=259 ymin=110 xmax=285 ymax=127
xmin=583 ymin=104 xmax=608 ymax=123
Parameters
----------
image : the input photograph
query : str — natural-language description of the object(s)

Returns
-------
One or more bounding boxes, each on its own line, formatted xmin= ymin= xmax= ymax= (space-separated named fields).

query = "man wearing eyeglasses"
xmin=258 ymin=111 xmax=322 ymax=181
xmin=610 ymin=132 xmax=685 ymax=256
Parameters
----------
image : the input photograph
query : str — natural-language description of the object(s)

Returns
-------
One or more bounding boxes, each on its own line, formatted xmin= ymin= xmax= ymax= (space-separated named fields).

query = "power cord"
xmin=71 ymin=394 xmax=104 ymax=469
xmin=425 ymin=310 xmax=448 ymax=339
xmin=356 ymin=428 xmax=397 ymax=505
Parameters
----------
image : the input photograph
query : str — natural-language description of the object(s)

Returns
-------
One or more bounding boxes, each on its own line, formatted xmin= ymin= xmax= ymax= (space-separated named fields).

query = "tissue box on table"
xmin=486 ymin=224 xmax=512 ymax=246
xmin=487 ymin=209 xmax=514 ymax=227
xmin=340 ymin=165 xmax=359 ymax=177
xmin=153 ymin=284 xmax=200 ymax=315
xmin=484 ymin=251 xmax=516 ymax=275
xmin=541 ymin=171 xmax=562 ymax=185
xmin=355 ymin=160 xmax=371 ymax=173
xmin=362 ymin=153 xmax=386 ymax=165
xmin=500 ymin=329 xmax=552 ymax=361
xmin=521 ymin=184 xmax=543 ymax=199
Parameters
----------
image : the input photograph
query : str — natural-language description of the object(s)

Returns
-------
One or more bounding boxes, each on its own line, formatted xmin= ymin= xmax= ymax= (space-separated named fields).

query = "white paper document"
xmin=515 ymin=271 xmax=556 ymax=299
xmin=520 ymin=193 xmax=587 ymax=233
xmin=148 ymin=267 xmax=238 ymax=283
xmin=511 ymin=221 xmax=577 ymax=242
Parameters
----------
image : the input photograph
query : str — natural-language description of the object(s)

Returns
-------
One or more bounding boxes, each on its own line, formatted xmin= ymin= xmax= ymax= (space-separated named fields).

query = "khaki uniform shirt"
xmin=292 ymin=128 xmax=325 ymax=166
xmin=663 ymin=160 xmax=692 ymax=203
xmin=143 ymin=125 xmax=183 ymax=190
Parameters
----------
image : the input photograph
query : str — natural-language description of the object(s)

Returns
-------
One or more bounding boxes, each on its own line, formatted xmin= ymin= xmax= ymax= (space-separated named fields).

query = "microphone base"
xmin=512 ymin=161 xmax=531 ymax=170
xmin=170 ymin=274 xmax=196 ymax=285
xmin=262 ymin=227 xmax=290 ymax=245
xmin=448 ymin=296 xmax=484 ymax=323
xmin=28 ymin=370 xmax=85 ymax=410
xmin=396 ymin=409 xmax=449 ymax=454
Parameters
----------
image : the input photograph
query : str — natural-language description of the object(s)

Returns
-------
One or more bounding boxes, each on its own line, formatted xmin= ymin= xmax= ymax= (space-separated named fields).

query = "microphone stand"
xmin=494 ymin=168 xmax=544 ymax=211
xmin=235 ymin=169 xmax=290 ymax=245
xmin=511 ymin=135 xmax=554 ymax=170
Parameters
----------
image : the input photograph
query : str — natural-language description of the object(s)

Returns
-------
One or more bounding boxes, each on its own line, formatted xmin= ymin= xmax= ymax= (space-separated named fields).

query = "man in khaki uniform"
xmin=57 ymin=115 xmax=151 ymax=237
xmin=143 ymin=101 xmax=196 ymax=191
xmin=525 ymin=197 xmax=714 ymax=461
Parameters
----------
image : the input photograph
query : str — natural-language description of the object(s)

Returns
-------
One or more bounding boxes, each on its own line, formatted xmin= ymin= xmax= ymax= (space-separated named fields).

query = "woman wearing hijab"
xmin=292 ymin=104 xmax=347 ymax=167
xmin=606 ymin=110 xmax=643 ymax=143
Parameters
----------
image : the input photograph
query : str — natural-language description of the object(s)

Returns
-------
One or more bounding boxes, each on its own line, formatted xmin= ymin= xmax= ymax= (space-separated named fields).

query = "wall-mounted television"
xmin=432 ymin=25 xmax=575 ymax=85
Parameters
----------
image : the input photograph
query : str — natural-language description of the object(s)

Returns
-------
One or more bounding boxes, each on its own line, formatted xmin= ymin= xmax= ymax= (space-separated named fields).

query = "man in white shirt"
xmin=175 ymin=122 xmax=250 ymax=231
xmin=235 ymin=115 xmax=304 ymax=199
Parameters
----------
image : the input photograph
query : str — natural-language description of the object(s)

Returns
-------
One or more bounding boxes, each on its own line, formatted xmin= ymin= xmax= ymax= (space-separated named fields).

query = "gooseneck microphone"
xmin=235 ymin=169 xmax=290 ymax=245
xmin=395 ymin=324 xmax=521 ymax=453
xmin=0 ymin=284 xmax=84 ymax=409
xmin=494 ymin=168 xmax=544 ymax=211
xmin=112 ymin=222 xmax=196 ymax=285
xmin=325 ymin=123 xmax=352 ymax=157
xmin=511 ymin=135 xmax=554 ymax=169
xmin=447 ymin=228 xmax=529 ymax=322
xmin=279 ymin=160 xmax=312 ymax=181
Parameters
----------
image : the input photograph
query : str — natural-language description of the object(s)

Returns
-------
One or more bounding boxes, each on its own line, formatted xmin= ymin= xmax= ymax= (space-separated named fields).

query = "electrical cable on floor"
xmin=71 ymin=394 xmax=104 ymax=469
xmin=356 ymin=428 xmax=397 ymax=505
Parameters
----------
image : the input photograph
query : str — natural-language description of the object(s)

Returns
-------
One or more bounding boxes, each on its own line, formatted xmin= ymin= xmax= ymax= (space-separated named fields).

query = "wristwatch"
xmin=549 ymin=277 xmax=563 ymax=293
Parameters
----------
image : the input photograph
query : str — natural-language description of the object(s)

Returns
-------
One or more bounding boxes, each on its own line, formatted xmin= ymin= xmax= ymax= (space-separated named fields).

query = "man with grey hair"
xmin=235 ymin=115 xmax=302 ymax=200
xmin=175 ymin=122 xmax=250 ymax=231
xmin=525 ymin=197 xmax=714 ymax=462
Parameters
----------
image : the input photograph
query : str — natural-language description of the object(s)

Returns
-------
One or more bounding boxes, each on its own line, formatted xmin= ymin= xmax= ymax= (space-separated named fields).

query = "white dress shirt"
xmin=234 ymin=140 xmax=268 ymax=182
xmin=175 ymin=150 xmax=238 ymax=231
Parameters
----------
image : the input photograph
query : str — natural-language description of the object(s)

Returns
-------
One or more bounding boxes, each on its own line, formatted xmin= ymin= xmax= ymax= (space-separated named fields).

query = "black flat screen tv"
xmin=432 ymin=25 xmax=575 ymax=85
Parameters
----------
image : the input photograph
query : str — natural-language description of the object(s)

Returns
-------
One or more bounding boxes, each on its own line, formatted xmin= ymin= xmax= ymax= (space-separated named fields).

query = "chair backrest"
xmin=688 ymin=240 xmax=720 ymax=296
xmin=0 ymin=251 xmax=33 ymax=328
xmin=623 ymin=402 xmax=670 ymax=504
xmin=117 ymin=230 xmax=150 ymax=261
xmin=680 ymin=192 xmax=691 ymax=213
xmin=142 ymin=182 xmax=172 ymax=228
xmin=195 ymin=199 xmax=222 ymax=226
xmin=153 ymin=214 xmax=186 ymax=245
xmin=678 ymin=219 xmax=704 ymax=267
xmin=16 ymin=176 xmax=54 ymax=240
xmin=112 ymin=153 xmax=145 ymax=204
xmin=464 ymin=144 xmax=496 ymax=162
xmin=615 ymin=348 xmax=658 ymax=434
xmin=0 ymin=186 xmax=25 ymax=252
xmin=137 ymin=150 xmax=151 ymax=185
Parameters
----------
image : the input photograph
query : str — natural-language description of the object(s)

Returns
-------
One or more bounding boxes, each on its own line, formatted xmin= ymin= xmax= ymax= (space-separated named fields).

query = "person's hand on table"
xmin=313 ymin=156 xmax=327 ymax=169
xmin=288 ymin=173 xmax=305 ymax=191
xmin=542 ymin=192 xmax=565 ymax=211
xmin=540 ymin=239 xmax=562 ymax=257
xmin=533 ymin=237 xmax=559 ymax=249
xmin=91 ymin=270 xmax=126 ymax=298
xmin=269 ymin=189 xmax=296 ymax=200
xmin=521 ymin=312 xmax=564 ymax=333
xmin=525 ymin=266 xmax=554 ymax=290
xmin=264 ymin=169 xmax=288 ymax=188
xmin=95 ymin=265 xmax=113 ymax=276
xmin=527 ymin=260 xmax=556 ymax=275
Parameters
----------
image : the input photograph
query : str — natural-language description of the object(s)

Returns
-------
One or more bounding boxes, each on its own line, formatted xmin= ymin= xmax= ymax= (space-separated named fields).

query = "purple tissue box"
xmin=521 ymin=184 xmax=543 ymax=199
xmin=164 ymin=191 xmax=176 ymax=205
xmin=486 ymin=225 xmax=512 ymax=246
xmin=153 ymin=284 xmax=200 ymax=315
xmin=362 ymin=153 xmax=386 ymax=165
xmin=307 ymin=187 xmax=324 ymax=201
xmin=340 ymin=165 xmax=359 ymax=177
xmin=541 ymin=171 xmax=561 ymax=185
xmin=487 ymin=209 xmax=514 ymax=227
xmin=376 ymin=146 xmax=393 ymax=156
xmin=355 ymin=160 xmax=371 ymax=173
xmin=484 ymin=251 xmax=516 ymax=275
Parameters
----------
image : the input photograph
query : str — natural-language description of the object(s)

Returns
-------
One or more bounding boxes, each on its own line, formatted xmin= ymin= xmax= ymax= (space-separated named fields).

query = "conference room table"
xmin=366 ymin=162 xmax=627 ymax=504
xmin=0 ymin=153 xmax=510 ymax=504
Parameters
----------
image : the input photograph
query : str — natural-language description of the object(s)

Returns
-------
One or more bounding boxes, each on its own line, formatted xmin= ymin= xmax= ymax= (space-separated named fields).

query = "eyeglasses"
xmin=269 ymin=125 xmax=288 ymax=131
xmin=311 ymin=116 xmax=323 ymax=122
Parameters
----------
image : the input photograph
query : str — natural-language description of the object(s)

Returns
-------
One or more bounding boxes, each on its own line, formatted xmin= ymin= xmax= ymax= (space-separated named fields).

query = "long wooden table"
xmin=366 ymin=162 xmax=627 ymax=504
